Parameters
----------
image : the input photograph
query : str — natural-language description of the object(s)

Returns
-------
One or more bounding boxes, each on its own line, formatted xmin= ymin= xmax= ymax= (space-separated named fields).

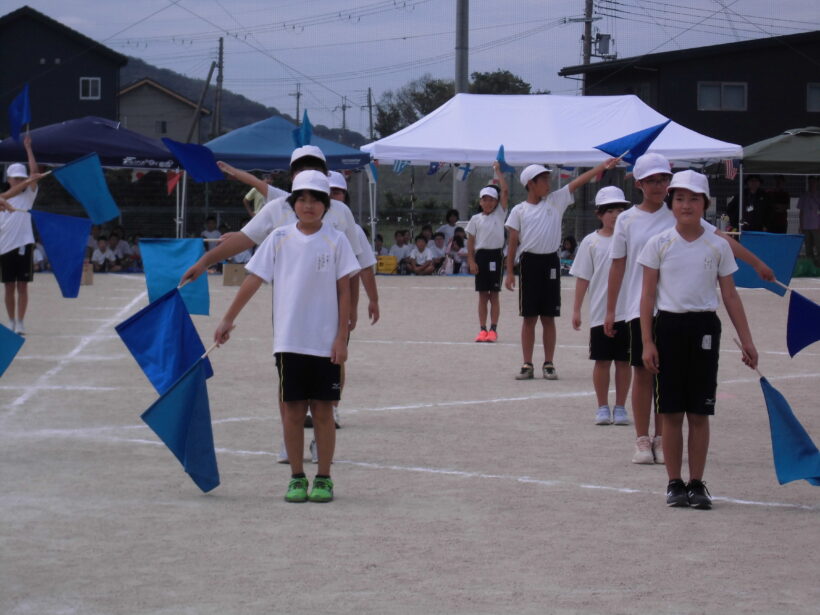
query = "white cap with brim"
xmin=6 ymin=163 xmax=28 ymax=179
xmin=520 ymin=164 xmax=551 ymax=187
xmin=290 ymin=145 xmax=326 ymax=165
xmin=291 ymin=169 xmax=330 ymax=194
xmin=479 ymin=186 xmax=499 ymax=200
xmin=633 ymin=152 xmax=671 ymax=180
xmin=668 ymin=170 xmax=711 ymax=200
xmin=594 ymin=185 xmax=630 ymax=208
xmin=328 ymin=170 xmax=347 ymax=191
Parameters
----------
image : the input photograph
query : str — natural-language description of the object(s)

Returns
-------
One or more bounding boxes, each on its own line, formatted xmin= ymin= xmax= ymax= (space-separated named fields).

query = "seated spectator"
xmin=449 ymin=231 xmax=468 ymax=274
xmin=420 ymin=224 xmax=434 ymax=243
xmin=428 ymin=231 xmax=447 ymax=270
xmin=407 ymin=234 xmax=435 ymax=275
xmin=108 ymin=231 xmax=133 ymax=269
xmin=437 ymin=209 xmax=460 ymax=245
xmin=129 ymin=235 xmax=143 ymax=271
xmin=389 ymin=229 xmax=412 ymax=273
xmin=374 ymin=233 xmax=388 ymax=257
xmin=201 ymin=216 xmax=221 ymax=250
xmin=91 ymin=236 xmax=119 ymax=272
xmin=86 ymin=225 xmax=101 ymax=259
xmin=33 ymin=241 xmax=46 ymax=272
xmin=559 ymin=236 xmax=577 ymax=259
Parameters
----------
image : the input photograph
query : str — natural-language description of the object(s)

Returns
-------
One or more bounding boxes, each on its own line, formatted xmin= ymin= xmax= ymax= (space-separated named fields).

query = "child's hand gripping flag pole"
xmin=732 ymin=338 xmax=820 ymax=486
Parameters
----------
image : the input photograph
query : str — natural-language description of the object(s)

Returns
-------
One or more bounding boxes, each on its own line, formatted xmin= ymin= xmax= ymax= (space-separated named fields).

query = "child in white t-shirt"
xmin=466 ymin=161 xmax=509 ymax=342
xmin=638 ymin=170 xmax=757 ymax=510
xmin=505 ymin=159 xmax=616 ymax=381
xmin=214 ymin=171 xmax=359 ymax=504
xmin=570 ymin=186 xmax=631 ymax=426
xmin=91 ymin=237 xmax=118 ymax=272
xmin=407 ymin=235 xmax=435 ymax=275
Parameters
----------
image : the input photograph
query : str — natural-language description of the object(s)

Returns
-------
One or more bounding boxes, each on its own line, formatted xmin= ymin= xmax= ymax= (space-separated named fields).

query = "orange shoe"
xmin=475 ymin=330 xmax=489 ymax=342
xmin=486 ymin=330 xmax=497 ymax=342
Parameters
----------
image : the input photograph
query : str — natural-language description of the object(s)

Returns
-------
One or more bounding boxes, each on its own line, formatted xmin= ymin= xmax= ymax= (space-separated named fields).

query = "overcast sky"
xmin=16 ymin=0 xmax=820 ymax=136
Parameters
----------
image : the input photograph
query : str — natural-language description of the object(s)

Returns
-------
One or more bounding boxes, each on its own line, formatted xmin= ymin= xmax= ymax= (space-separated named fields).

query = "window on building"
xmin=79 ymin=77 xmax=101 ymax=100
xmin=808 ymin=83 xmax=820 ymax=112
xmin=697 ymin=82 xmax=747 ymax=111
xmin=155 ymin=120 xmax=168 ymax=135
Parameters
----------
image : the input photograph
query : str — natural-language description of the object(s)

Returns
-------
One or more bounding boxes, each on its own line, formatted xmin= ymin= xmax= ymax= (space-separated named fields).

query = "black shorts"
xmin=1 ymin=244 xmax=34 ymax=284
xmin=590 ymin=322 xmax=629 ymax=361
xmin=654 ymin=311 xmax=721 ymax=415
xmin=518 ymin=251 xmax=560 ymax=317
xmin=628 ymin=317 xmax=644 ymax=367
xmin=474 ymin=248 xmax=503 ymax=292
xmin=275 ymin=352 xmax=341 ymax=403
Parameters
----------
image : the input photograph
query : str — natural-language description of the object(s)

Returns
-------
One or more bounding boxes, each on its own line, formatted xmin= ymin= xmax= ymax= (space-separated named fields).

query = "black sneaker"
xmin=666 ymin=479 xmax=689 ymax=507
xmin=687 ymin=479 xmax=712 ymax=510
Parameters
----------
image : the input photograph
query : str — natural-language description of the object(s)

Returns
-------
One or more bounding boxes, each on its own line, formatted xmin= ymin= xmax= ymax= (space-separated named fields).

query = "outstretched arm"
xmin=492 ymin=161 xmax=510 ymax=210
xmin=217 ymin=161 xmax=270 ymax=195
xmin=568 ymin=158 xmax=616 ymax=193
xmin=180 ymin=232 xmax=255 ymax=285
xmin=715 ymin=230 xmax=774 ymax=282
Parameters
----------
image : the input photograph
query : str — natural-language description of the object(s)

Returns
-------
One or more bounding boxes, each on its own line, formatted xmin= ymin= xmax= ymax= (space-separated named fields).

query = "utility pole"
xmin=186 ymin=61 xmax=215 ymax=143
xmin=362 ymin=87 xmax=374 ymax=140
xmin=337 ymin=96 xmax=351 ymax=132
xmin=290 ymin=83 xmax=302 ymax=124
xmin=453 ymin=0 xmax=469 ymax=219
xmin=583 ymin=0 xmax=593 ymax=94
xmin=211 ymin=37 xmax=224 ymax=139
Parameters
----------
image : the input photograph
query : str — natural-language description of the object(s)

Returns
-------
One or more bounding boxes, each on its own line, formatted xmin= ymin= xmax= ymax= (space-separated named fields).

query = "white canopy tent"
xmin=360 ymin=94 xmax=742 ymax=239
xmin=361 ymin=93 xmax=741 ymax=165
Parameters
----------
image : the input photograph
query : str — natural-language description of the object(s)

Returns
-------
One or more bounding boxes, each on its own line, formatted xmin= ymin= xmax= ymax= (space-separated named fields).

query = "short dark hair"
xmin=375 ymin=233 xmax=384 ymax=242
xmin=415 ymin=234 xmax=427 ymax=243
xmin=290 ymin=156 xmax=328 ymax=177
xmin=668 ymin=188 xmax=709 ymax=209
xmin=421 ymin=224 xmax=433 ymax=232
xmin=286 ymin=189 xmax=330 ymax=212
xmin=446 ymin=208 xmax=459 ymax=222
xmin=205 ymin=215 xmax=216 ymax=222
xmin=433 ymin=231 xmax=445 ymax=239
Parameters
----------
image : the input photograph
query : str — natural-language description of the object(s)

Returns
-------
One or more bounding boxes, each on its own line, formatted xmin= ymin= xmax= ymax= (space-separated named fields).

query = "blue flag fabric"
xmin=496 ymin=145 xmax=515 ymax=173
xmin=8 ymin=83 xmax=31 ymax=143
xmin=594 ymin=120 xmax=672 ymax=165
xmin=760 ymin=377 xmax=820 ymax=486
xmin=787 ymin=291 xmax=820 ymax=357
xmin=427 ymin=162 xmax=440 ymax=175
xmin=0 ymin=322 xmax=25 ymax=378
xmin=51 ymin=153 xmax=120 ymax=224
xmin=115 ymin=288 xmax=213 ymax=395
xmin=291 ymin=110 xmax=313 ymax=147
xmin=392 ymin=160 xmax=410 ymax=174
xmin=141 ymin=358 xmax=220 ymax=492
xmin=456 ymin=163 xmax=472 ymax=182
xmin=733 ymin=231 xmax=804 ymax=296
xmin=30 ymin=210 xmax=91 ymax=298
xmin=161 ymin=139 xmax=223 ymax=183
xmin=139 ymin=238 xmax=209 ymax=315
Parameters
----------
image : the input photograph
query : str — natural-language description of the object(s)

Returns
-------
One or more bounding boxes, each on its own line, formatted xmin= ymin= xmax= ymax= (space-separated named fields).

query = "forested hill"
xmin=121 ymin=56 xmax=368 ymax=147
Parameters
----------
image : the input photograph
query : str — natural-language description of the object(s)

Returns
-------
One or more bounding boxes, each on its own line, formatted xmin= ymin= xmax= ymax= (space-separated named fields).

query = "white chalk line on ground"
xmin=11 ymin=428 xmax=814 ymax=512
xmin=1 ymin=289 xmax=147 ymax=416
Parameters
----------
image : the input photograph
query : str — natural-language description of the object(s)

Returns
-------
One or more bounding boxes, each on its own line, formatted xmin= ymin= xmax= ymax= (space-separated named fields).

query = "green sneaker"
xmin=284 ymin=477 xmax=309 ymax=503
xmin=308 ymin=477 xmax=334 ymax=503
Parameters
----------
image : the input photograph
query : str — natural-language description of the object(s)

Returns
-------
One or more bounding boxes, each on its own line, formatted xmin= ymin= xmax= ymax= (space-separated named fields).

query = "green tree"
xmin=469 ymin=69 xmax=531 ymax=94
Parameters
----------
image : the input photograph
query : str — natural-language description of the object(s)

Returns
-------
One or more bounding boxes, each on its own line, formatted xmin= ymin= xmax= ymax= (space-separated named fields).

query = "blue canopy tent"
xmin=205 ymin=116 xmax=370 ymax=171
xmin=0 ymin=116 xmax=178 ymax=169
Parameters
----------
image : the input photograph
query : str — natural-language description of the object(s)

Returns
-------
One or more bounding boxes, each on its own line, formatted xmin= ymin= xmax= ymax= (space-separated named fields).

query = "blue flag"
xmin=496 ymin=145 xmax=515 ymax=173
xmin=760 ymin=377 xmax=820 ymax=486
xmin=139 ymin=238 xmax=209 ymax=315
xmin=8 ymin=83 xmax=31 ymax=143
xmin=456 ymin=163 xmax=472 ymax=182
xmin=141 ymin=358 xmax=220 ymax=493
xmin=427 ymin=162 xmax=440 ymax=175
xmin=30 ymin=210 xmax=91 ymax=299
xmin=0 ymin=322 xmax=25 ymax=378
xmin=594 ymin=120 xmax=672 ymax=165
xmin=161 ymin=139 xmax=223 ymax=183
xmin=733 ymin=231 xmax=804 ymax=296
xmin=787 ymin=291 xmax=820 ymax=357
xmin=51 ymin=153 xmax=120 ymax=224
xmin=392 ymin=160 xmax=410 ymax=174
xmin=292 ymin=110 xmax=313 ymax=147
xmin=115 ymin=288 xmax=213 ymax=395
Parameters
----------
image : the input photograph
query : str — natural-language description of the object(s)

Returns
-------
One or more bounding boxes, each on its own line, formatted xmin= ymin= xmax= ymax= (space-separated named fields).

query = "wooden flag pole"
xmin=773 ymin=280 xmax=791 ymax=293
xmin=201 ymin=341 xmax=220 ymax=359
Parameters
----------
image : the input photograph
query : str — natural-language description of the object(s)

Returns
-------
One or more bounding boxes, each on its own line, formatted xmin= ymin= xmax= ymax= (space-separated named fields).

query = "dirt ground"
xmin=1 ymin=271 xmax=819 ymax=615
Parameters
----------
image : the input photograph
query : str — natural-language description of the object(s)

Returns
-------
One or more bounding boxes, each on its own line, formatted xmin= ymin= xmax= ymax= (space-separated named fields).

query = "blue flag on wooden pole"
xmin=786 ymin=291 xmax=820 ymax=357
xmin=161 ymin=139 xmax=224 ymax=183
xmin=760 ymin=377 xmax=820 ymax=486
xmin=139 ymin=238 xmax=209 ymax=315
xmin=292 ymin=110 xmax=313 ymax=147
xmin=51 ymin=153 xmax=120 ymax=224
xmin=30 ymin=210 xmax=91 ymax=299
xmin=8 ymin=83 xmax=31 ymax=143
xmin=733 ymin=232 xmax=804 ymax=296
xmin=115 ymin=288 xmax=213 ymax=395
xmin=496 ymin=145 xmax=515 ymax=173
xmin=0 ymin=322 xmax=25 ymax=378
xmin=594 ymin=120 xmax=672 ymax=165
xmin=141 ymin=358 xmax=220 ymax=492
